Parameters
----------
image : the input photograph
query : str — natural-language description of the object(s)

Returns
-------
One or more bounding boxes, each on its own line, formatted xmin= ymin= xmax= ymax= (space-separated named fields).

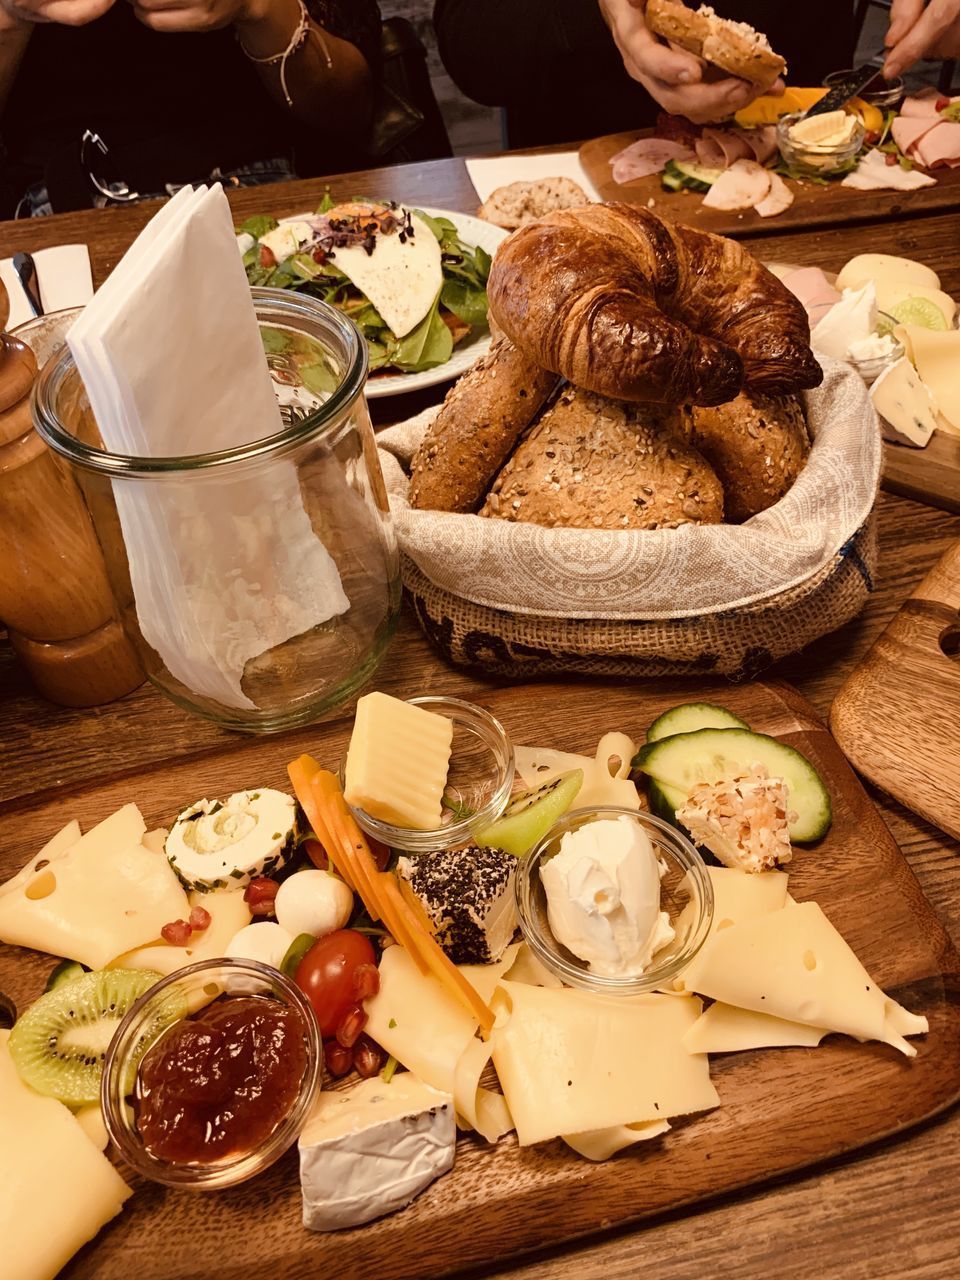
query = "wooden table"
xmin=1 ymin=159 xmax=959 ymax=1280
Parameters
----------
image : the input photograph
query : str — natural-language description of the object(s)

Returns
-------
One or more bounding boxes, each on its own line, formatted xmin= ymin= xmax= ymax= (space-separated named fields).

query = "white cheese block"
xmin=514 ymin=730 xmax=640 ymax=811
xmin=870 ymin=356 xmax=939 ymax=447
xmin=111 ymin=887 xmax=252 ymax=975
xmin=0 ymin=1031 xmax=132 ymax=1280
xmin=364 ymin=943 xmax=478 ymax=1094
xmin=299 ymin=1072 xmax=455 ymax=1231
xmin=491 ymin=982 xmax=718 ymax=1146
xmin=682 ymin=1002 xmax=828 ymax=1053
xmin=899 ymin=327 xmax=960 ymax=434
xmin=561 ymin=1119 xmax=670 ymax=1161
xmin=330 ymin=212 xmax=442 ymax=339
xmin=836 ymin=253 xmax=940 ymax=294
xmin=685 ymin=900 xmax=928 ymax=1056
xmin=0 ymin=804 xmax=190 ymax=969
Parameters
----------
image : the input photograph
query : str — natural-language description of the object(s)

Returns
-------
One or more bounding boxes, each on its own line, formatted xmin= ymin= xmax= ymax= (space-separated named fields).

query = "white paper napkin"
xmin=67 ymin=184 xmax=349 ymax=711
xmin=0 ymin=244 xmax=93 ymax=332
xmin=465 ymin=151 xmax=601 ymax=204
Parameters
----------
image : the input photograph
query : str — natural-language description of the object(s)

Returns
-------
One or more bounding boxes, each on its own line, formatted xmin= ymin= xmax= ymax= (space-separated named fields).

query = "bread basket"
xmin=376 ymin=357 xmax=880 ymax=680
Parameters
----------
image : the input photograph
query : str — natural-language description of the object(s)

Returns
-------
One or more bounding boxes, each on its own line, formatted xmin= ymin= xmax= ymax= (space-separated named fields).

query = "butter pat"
xmin=344 ymin=692 xmax=453 ymax=830
xmin=299 ymin=1072 xmax=455 ymax=1230
xmin=870 ymin=356 xmax=938 ymax=447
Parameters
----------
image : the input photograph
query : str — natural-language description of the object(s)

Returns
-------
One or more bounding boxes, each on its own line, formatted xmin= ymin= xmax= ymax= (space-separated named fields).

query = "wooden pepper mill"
xmin=0 ymin=282 xmax=144 ymax=706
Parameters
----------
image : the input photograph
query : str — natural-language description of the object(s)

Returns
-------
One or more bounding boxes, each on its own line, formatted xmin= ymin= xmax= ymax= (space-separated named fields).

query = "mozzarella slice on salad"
xmin=329 ymin=212 xmax=442 ymax=339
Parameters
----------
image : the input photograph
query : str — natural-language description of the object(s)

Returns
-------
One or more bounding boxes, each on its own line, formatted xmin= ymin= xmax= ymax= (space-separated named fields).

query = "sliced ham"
xmin=899 ymin=90 xmax=952 ymax=118
xmin=782 ymin=267 xmax=841 ymax=313
xmin=912 ymin=120 xmax=960 ymax=169
xmin=732 ymin=124 xmax=779 ymax=166
xmin=891 ymin=114 xmax=943 ymax=154
xmin=695 ymin=127 xmax=754 ymax=169
xmin=754 ymin=171 xmax=794 ymax=218
xmin=610 ymin=138 xmax=696 ymax=183
xmin=702 ymin=158 xmax=772 ymax=211
xmin=841 ymin=148 xmax=937 ymax=190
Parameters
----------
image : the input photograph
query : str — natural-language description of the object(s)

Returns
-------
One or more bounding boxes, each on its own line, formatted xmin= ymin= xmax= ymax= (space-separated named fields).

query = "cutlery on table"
xmin=12 ymin=251 xmax=43 ymax=317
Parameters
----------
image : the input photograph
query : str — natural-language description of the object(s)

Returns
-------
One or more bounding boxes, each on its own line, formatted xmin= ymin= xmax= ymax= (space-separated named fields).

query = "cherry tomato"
xmin=294 ymin=929 xmax=377 ymax=1036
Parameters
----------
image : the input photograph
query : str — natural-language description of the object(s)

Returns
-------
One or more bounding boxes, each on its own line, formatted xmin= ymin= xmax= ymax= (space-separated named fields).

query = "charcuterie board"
xmin=831 ymin=543 xmax=960 ymax=839
xmin=1 ymin=677 xmax=957 ymax=1280
xmin=579 ymin=130 xmax=960 ymax=237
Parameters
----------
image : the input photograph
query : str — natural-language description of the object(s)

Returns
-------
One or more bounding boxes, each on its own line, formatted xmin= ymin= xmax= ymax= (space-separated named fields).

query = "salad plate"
xmin=1 ymin=678 xmax=958 ymax=1280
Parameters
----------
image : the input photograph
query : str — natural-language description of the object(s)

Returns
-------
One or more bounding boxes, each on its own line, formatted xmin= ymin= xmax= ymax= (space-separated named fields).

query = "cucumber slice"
xmin=647 ymin=780 xmax=686 ymax=825
xmin=633 ymin=728 xmax=831 ymax=842
xmin=645 ymin=702 xmax=750 ymax=744
xmin=662 ymin=159 xmax=724 ymax=192
xmin=473 ymin=769 xmax=583 ymax=858
xmin=44 ymin=960 xmax=87 ymax=993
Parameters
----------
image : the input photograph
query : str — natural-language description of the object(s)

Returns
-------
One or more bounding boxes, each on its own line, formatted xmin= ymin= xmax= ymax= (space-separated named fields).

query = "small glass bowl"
xmin=515 ymin=806 xmax=714 ymax=996
xmin=101 ymin=958 xmax=322 ymax=1190
xmin=823 ymin=68 xmax=904 ymax=112
xmin=808 ymin=302 xmax=903 ymax=385
xmin=777 ymin=111 xmax=865 ymax=176
xmin=346 ymin=695 xmax=515 ymax=852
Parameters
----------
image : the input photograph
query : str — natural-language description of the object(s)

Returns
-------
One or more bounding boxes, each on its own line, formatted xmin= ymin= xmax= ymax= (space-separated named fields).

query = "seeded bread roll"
xmin=409 ymin=336 xmax=558 ymax=513
xmin=480 ymin=386 xmax=723 ymax=529
xmin=478 ymin=178 xmax=589 ymax=230
xmin=646 ymin=0 xmax=787 ymax=90
xmin=686 ymin=391 xmax=810 ymax=522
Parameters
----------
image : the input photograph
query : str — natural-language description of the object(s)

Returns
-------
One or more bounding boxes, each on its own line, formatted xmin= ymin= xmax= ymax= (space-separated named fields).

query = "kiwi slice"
xmin=473 ymin=769 xmax=584 ymax=858
xmin=8 ymin=968 xmax=168 ymax=1106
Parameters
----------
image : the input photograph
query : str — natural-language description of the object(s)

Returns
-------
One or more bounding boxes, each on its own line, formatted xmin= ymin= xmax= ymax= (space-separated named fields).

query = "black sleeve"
xmin=307 ymin=0 xmax=383 ymax=72
xmin=433 ymin=0 xmax=620 ymax=108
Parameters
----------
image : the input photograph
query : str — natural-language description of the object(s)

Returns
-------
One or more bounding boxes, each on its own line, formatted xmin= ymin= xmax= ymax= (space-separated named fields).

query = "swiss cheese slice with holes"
xmin=491 ymin=982 xmax=718 ymax=1146
xmin=0 ymin=1030 xmax=131 ymax=1280
xmin=0 ymin=804 xmax=189 ymax=969
xmin=675 ymin=866 xmax=789 ymax=992
xmin=684 ymin=901 xmax=928 ymax=1056
xmin=514 ymin=731 xmax=640 ymax=810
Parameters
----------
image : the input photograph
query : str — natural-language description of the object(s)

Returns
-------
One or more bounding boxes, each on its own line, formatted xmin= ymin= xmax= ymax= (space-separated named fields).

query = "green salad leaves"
xmin=239 ymin=201 xmax=492 ymax=375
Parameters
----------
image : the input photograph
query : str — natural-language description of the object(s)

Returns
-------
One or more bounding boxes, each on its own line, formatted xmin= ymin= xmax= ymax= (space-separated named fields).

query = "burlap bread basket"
xmin=376 ymin=357 xmax=881 ymax=680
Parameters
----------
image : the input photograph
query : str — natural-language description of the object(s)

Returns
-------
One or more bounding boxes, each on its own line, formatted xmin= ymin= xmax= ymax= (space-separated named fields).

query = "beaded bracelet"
xmin=238 ymin=0 xmax=333 ymax=109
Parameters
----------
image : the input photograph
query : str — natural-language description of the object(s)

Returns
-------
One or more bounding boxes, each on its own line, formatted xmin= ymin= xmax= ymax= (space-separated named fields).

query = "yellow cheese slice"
xmin=682 ymin=1002 xmax=828 ymax=1053
xmin=0 ymin=1031 xmax=131 ymax=1280
xmin=453 ymin=1036 xmax=514 ymax=1143
xmin=74 ymin=1103 xmax=110 ymax=1151
xmin=364 ymin=943 xmax=478 ymax=1094
xmin=0 ymin=820 xmax=82 ymax=900
xmin=490 ymin=982 xmax=718 ymax=1146
xmin=685 ymin=901 xmax=928 ymax=1056
xmin=899 ymin=326 xmax=960 ymax=434
xmin=836 ymin=253 xmax=940 ymax=294
xmin=876 ymin=284 xmax=956 ymax=326
xmin=458 ymin=942 xmax=520 ymax=1004
xmin=675 ymin=866 xmax=789 ymax=992
xmin=561 ymin=1119 xmax=670 ymax=1161
xmin=110 ymin=887 xmax=252 ymax=975
xmin=0 ymin=804 xmax=189 ymax=969
xmin=514 ymin=730 xmax=640 ymax=811
xmin=503 ymin=941 xmax=563 ymax=989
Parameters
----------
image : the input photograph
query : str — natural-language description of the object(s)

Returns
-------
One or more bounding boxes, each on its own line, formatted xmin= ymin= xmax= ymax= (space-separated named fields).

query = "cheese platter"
xmin=1 ymin=677 xmax=958 ymax=1280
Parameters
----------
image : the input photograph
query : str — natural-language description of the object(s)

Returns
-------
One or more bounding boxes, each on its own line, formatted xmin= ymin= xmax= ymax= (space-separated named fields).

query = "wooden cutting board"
xmin=1 ymin=679 xmax=958 ymax=1280
xmin=579 ymin=131 xmax=960 ymax=237
xmin=831 ymin=542 xmax=960 ymax=839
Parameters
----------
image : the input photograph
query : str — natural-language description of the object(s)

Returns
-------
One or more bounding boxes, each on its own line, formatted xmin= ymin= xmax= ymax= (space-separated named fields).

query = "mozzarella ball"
xmin=225 ymin=921 xmax=293 ymax=972
xmin=275 ymin=870 xmax=354 ymax=940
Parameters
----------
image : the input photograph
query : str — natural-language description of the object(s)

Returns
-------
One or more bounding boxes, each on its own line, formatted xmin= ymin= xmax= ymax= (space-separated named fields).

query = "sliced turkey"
xmin=782 ymin=267 xmax=842 ymax=314
xmin=841 ymin=148 xmax=937 ymax=190
xmin=891 ymin=114 xmax=943 ymax=154
xmin=610 ymin=137 xmax=697 ymax=183
xmin=754 ymin=171 xmax=794 ymax=218
xmin=701 ymin=158 xmax=772 ymax=210
xmin=695 ymin=127 xmax=753 ymax=169
xmin=733 ymin=124 xmax=779 ymax=165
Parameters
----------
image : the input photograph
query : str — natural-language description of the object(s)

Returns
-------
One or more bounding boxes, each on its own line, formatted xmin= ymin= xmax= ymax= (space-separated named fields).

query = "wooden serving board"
xmin=2 ymin=679 xmax=958 ymax=1280
xmin=831 ymin=542 xmax=960 ymax=839
xmin=579 ymin=131 xmax=960 ymax=237
xmin=882 ymin=430 xmax=960 ymax=515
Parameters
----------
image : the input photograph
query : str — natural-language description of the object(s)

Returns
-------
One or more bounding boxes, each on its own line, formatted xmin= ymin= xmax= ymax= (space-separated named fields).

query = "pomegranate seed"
xmin=336 ymin=1004 xmax=367 ymax=1049
xmin=244 ymin=878 xmax=279 ymax=917
xmin=189 ymin=906 xmax=211 ymax=932
xmin=259 ymin=244 xmax=276 ymax=269
xmin=161 ymin=919 xmax=192 ymax=946
xmin=885 ymin=153 xmax=898 ymax=166
xmin=936 ymin=96 xmax=950 ymax=111
xmin=352 ymin=963 xmax=380 ymax=1002
xmin=303 ymin=838 xmax=329 ymax=871
xmin=324 ymin=1040 xmax=353 ymax=1077
xmin=354 ymin=1035 xmax=384 ymax=1079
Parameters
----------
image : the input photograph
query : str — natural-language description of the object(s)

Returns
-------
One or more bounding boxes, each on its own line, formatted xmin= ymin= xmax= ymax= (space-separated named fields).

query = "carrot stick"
xmin=287 ymin=755 xmax=355 ymax=890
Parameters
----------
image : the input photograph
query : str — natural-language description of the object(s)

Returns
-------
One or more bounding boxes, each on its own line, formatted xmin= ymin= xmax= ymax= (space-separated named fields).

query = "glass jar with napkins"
xmin=32 ymin=186 xmax=400 ymax=732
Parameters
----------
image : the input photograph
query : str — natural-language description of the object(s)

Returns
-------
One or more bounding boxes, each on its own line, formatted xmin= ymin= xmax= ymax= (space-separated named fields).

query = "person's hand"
xmin=0 ymin=0 xmax=113 ymax=25
xmin=130 ymin=0 xmax=271 ymax=33
xmin=884 ymin=0 xmax=960 ymax=78
xmin=598 ymin=0 xmax=779 ymax=124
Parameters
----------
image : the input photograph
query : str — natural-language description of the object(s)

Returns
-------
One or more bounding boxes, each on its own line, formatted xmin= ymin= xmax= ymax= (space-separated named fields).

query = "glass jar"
xmin=32 ymin=290 xmax=401 ymax=732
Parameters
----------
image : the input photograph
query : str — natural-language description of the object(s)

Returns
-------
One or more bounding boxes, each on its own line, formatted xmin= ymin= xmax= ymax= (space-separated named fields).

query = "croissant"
xmin=487 ymin=203 xmax=822 ymax=407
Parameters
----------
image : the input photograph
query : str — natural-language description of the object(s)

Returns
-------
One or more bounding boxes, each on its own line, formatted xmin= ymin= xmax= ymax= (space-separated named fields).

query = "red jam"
xmin=134 ymin=996 xmax=308 ymax=1164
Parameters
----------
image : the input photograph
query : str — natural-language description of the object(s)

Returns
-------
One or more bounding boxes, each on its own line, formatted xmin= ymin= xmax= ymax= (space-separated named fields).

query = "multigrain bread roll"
xmin=478 ymin=178 xmax=589 ymax=230
xmin=685 ymin=391 xmax=810 ymax=522
xmin=480 ymin=386 xmax=724 ymax=529
xmin=409 ymin=336 xmax=558 ymax=513
xmin=487 ymin=203 xmax=821 ymax=407
xmin=645 ymin=0 xmax=786 ymax=89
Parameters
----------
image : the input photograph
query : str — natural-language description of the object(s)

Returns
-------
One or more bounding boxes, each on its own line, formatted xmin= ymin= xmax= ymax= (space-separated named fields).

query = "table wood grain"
xmin=1 ymin=155 xmax=959 ymax=1280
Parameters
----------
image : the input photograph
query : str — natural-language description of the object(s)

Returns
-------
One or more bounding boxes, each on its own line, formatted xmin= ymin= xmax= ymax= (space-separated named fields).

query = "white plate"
xmin=277 ymin=206 xmax=508 ymax=400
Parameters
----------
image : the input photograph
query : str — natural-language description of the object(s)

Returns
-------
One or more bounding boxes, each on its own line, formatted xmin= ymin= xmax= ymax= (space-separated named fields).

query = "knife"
xmin=803 ymin=61 xmax=886 ymax=118
xmin=12 ymin=251 xmax=43 ymax=317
